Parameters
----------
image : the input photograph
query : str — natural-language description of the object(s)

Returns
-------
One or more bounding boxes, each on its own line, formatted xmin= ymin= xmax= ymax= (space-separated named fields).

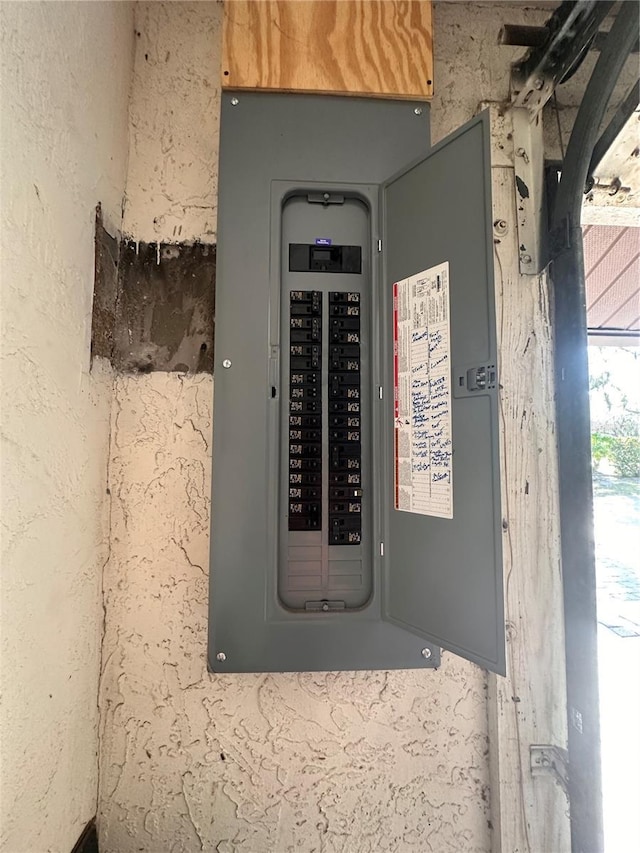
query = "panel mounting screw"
xmin=230 ymin=97 xmax=239 ymax=106
xmin=520 ymin=253 xmax=532 ymax=265
xmin=421 ymin=647 xmax=432 ymax=659
xmin=216 ymin=652 xmax=226 ymax=662
xmin=222 ymin=359 xmax=232 ymax=369
xmin=414 ymin=107 xmax=423 ymax=116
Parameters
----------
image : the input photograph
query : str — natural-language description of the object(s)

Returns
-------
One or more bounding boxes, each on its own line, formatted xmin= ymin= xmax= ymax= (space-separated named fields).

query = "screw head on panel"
xmin=222 ymin=359 xmax=232 ymax=369
xmin=230 ymin=97 xmax=239 ymax=106
xmin=216 ymin=652 xmax=227 ymax=662
xmin=414 ymin=107 xmax=423 ymax=116
xmin=421 ymin=647 xmax=432 ymax=659
xmin=520 ymin=253 xmax=532 ymax=265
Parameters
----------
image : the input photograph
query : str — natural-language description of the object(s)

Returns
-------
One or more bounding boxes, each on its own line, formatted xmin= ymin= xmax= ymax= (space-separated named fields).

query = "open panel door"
xmin=382 ymin=111 xmax=505 ymax=674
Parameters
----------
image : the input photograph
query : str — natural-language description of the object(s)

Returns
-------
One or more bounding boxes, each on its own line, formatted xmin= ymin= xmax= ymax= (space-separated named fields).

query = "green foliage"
xmin=589 ymin=347 xmax=640 ymax=477
xmin=592 ymin=432 xmax=640 ymax=478
xmin=609 ymin=413 xmax=640 ymax=438
xmin=609 ymin=436 xmax=640 ymax=478
xmin=592 ymin=433 xmax=614 ymax=465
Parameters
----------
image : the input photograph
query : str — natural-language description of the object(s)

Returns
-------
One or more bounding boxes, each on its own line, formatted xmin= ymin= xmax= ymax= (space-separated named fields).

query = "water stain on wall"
xmin=92 ymin=206 xmax=216 ymax=374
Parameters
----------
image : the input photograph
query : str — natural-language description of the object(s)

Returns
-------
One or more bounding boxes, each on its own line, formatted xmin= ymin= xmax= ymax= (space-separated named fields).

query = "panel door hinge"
xmin=377 ymin=239 xmax=382 ymax=253
xmin=530 ymin=744 xmax=569 ymax=798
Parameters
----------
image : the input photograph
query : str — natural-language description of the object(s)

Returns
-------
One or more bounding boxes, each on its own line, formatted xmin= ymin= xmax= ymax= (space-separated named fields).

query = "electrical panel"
xmin=209 ymin=94 xmax=505 ymax=674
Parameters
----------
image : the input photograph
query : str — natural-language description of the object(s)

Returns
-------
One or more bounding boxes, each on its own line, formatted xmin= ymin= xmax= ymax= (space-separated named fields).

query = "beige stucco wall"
xmin=98 ymin=3 xmax=544 ymax=851
xmin=101 ymin=1 xmax=638 ymax=850
xmin=100 ymin=372 xmax=490 ymax=851
xmin=122 ymin=1 xmax=221 ymax=244
xmin=1 ymin=2 xmax=631 ymax=850
xmin=0 ymin=2 xmax=134 ymax=850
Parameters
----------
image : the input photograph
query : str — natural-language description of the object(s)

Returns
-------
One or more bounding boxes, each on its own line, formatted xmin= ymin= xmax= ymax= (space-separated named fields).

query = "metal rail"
xmin=549 ymin=2 xmax=640 ymax=850
xmin=511 ymin=0 xmax=614 ymax=115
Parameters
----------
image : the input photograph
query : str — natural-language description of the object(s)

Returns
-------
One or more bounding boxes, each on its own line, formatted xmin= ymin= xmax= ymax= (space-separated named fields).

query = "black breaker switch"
xmin=328 ymin=292 xmax=362 ymax=545
xmin=288 ymin=291 xmax=323 ymax=531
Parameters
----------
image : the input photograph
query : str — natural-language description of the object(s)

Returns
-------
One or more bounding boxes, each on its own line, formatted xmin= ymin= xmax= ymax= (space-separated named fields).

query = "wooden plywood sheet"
xmin=222 ymin=1 xmax=433 ymax=101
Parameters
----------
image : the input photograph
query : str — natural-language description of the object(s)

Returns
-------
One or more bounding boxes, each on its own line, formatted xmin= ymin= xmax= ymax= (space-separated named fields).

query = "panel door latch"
xmin=453 ymin=363 xmax=497 ymax=397
xmin=530 ymin=744 xmax=569 ymax=797
xmin=466 ymin=364 xmax=496 ymax=391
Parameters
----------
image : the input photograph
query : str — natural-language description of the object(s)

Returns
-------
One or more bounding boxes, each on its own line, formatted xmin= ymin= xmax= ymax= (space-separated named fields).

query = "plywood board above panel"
xmin=222 ymin=1 xmax=433 ymax=101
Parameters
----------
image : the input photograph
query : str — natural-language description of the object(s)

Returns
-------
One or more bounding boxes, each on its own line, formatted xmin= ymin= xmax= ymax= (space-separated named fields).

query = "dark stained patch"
xmin=91 ymin=208 xmax=216 ymax=374
xmin=515 ymin=175 xmax=530 ymax=200
xmin=91 ymin=204 xmax=119 ymax=363
xmin=113 ymin=241 xmax=215 ymax=373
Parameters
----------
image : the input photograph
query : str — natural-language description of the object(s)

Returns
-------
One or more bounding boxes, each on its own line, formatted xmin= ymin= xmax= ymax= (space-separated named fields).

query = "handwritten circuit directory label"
xmin=393 ymin=261 xmax=453 ymax=519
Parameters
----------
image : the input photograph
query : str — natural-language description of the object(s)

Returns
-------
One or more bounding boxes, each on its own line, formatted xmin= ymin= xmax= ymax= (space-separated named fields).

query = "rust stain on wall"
xmin=92 ymin=208 xmax=216 ymax=373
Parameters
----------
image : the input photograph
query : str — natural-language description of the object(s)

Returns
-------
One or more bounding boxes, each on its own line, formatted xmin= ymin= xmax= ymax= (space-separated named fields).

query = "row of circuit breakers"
xmin=288 ymin=281 xmax=362 ymax=546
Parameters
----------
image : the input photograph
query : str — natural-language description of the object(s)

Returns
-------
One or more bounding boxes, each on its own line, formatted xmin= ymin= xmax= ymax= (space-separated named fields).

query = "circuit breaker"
xmin=280 ymin=198 xmax=372 ymax=611
xmin=209 ymin=94 xmax=505 ymax=674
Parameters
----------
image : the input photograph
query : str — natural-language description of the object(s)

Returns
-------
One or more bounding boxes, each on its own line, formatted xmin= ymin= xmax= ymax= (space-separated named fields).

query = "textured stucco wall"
xmin=96 ymin=3 xmax=569 ymax=851
xmin=96 ymin=3 xmax=501 ymax=851
xmin=122 ymin=1 xmax=221 ymax=243
xmin=100 ymin=373 xmax=490 ymax=852
xmin=0 ymin=3 xmax=134 ymax=851
xmin=431 ymin=0 xmax=547 ymax=142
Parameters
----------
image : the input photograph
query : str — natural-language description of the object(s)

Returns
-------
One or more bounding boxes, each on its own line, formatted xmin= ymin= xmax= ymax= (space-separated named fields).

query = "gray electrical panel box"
xmin=209 ymin=94 xmax=505 ymax=674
